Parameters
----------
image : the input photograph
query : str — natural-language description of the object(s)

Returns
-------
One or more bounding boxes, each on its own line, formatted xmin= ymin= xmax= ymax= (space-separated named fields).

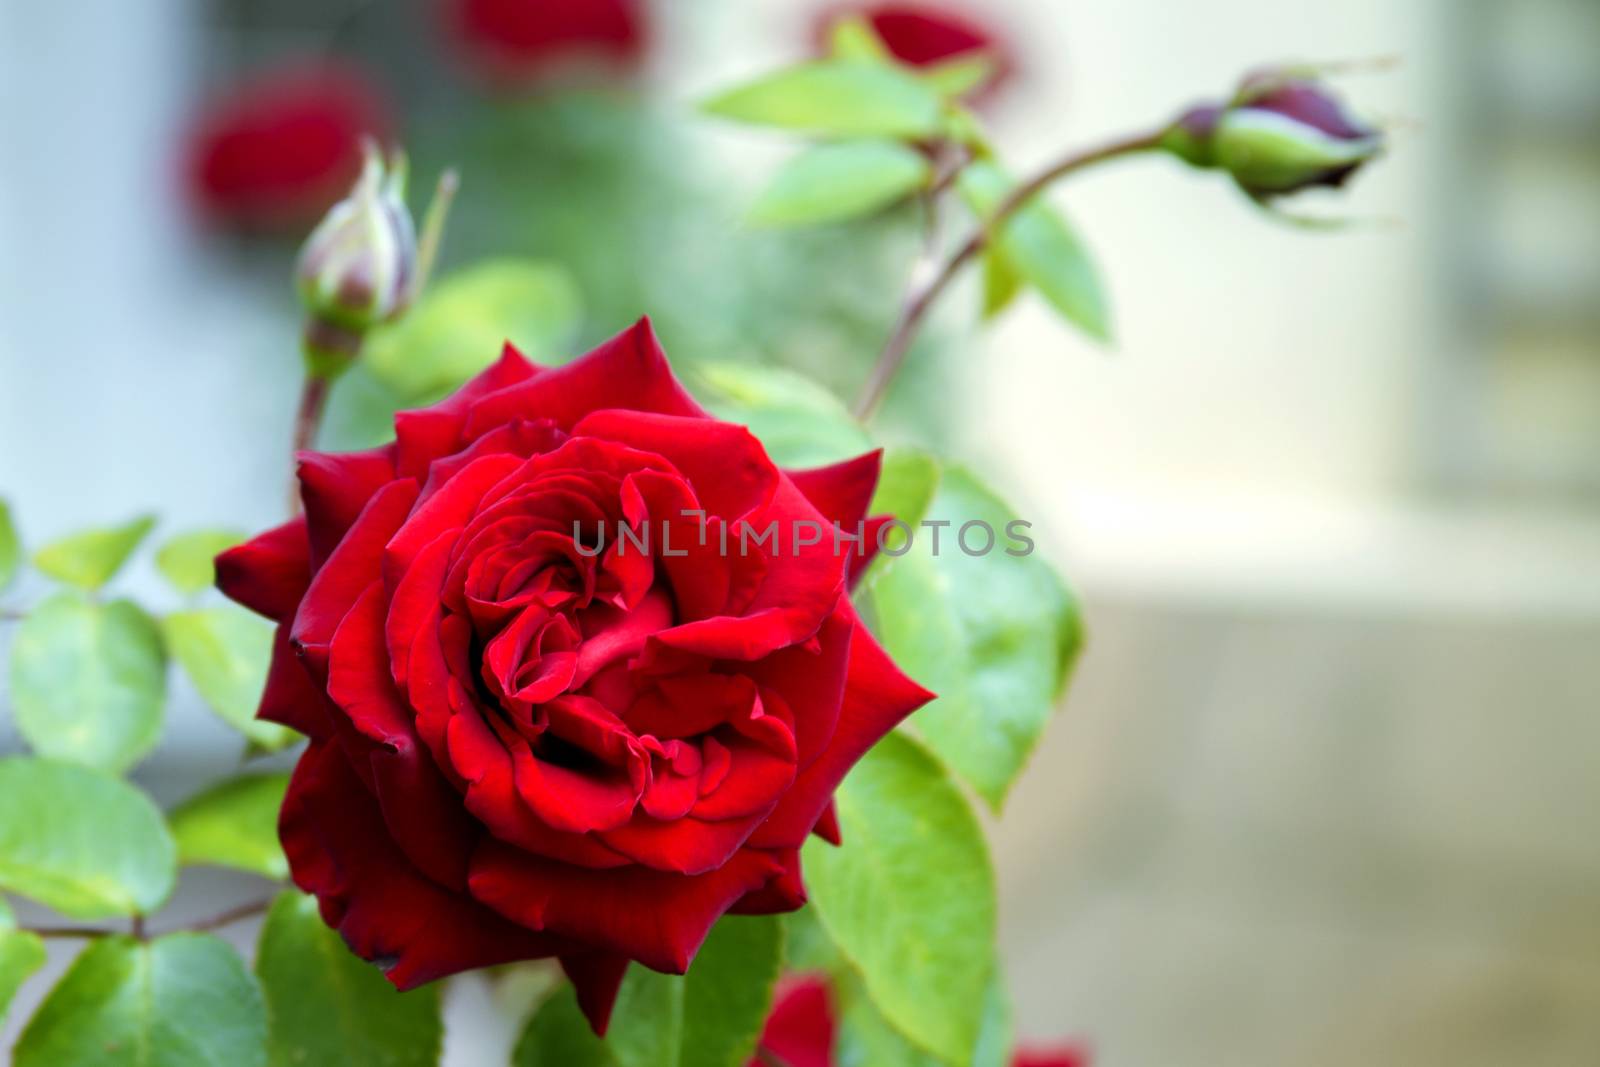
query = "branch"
xmin=181 ymin=897 xmax=275 ymax=934
xmin=852 ymin=128 xmax=1163 ymax=421
xmin=287 ymin=374 xmax=330 ymax=514
xmin=21 ymin=897 xmax=277 ymax=942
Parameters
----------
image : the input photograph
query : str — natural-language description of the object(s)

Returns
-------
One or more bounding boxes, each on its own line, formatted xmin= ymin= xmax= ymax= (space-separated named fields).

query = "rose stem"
xmin=288 ymin=373 xmax=330 ymax=513
xmin=851 ymin=128 xmax=1165 ymax=421
xmin=22 ymin=897 xmax=277 ymax=941
xmin=182 ymin=896 xmax=275 ymax=933
xmin=755 ymin=1047 xmax=796 ymax=1067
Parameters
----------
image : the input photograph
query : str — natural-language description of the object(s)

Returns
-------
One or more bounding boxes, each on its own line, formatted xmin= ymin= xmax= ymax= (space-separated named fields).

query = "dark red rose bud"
xmin=748 ymin=975 xmax=1090 ymax=1066
xmin=1161 ymin=103 xmax=1224 ymax=169
xmin=817 ymin=2 xmax=1013 ymax=99
xmin=748 ymin=977 xmax=835 ymax=1067
xmin=1161 ymin=68 xmax=1384 ymax=202
xmin=185 ymin=63 xmax=391 ymax=231
xmin=444 ymin=0 xmax=646 ymax=89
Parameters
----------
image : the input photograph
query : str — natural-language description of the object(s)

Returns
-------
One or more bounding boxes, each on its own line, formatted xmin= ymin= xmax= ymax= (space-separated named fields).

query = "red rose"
xmin=443 ymin=0 xmax=646 ymax=89
xmin=751 ymin=976 xmax=1089 ymax=1067
xmin=817 ymin=3 xmax=1014 ymax=99
xmin=217 ymin=319 xmax=930 ymax=1033
xmin=184 ymin=63 xmax=391 ymax=231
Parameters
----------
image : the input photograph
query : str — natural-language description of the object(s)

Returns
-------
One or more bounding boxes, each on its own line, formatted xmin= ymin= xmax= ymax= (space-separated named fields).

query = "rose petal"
xmin=258 ymin=622 xmax=333 ymax=738
xmin=745 ymin=606 xmax=852 ymax=769
xmin=281 ymin=739 xmax=565 ymax=990
xmin=419 ymin=418 xmax=566 ymax=501
xmin=559 ymin=952 xmax=631 ymax=1037
xmin=812 ymin=800 xmax=841 ymax=846
xmin=297 ymin=445 xmax=397 ymax=571
xmin=394 ymin=343 xmax=539 ymax=478
xmin=573 ymin=408 xmax=776 ymax=522
xmin=787 ymin=449 xmax=882 ymax=533
xmin=648 ymin=478 xmax=846 ymax=662
xmin=468 ymin=839 xmax=782 ymax=973
xmin=463 ymin=317 xmax=705 ymax=436
xmin=597 ymin=809 xmax=771 ymax=876
xmin=216 ymin=518 xmax=311 ymax=621
xmin=787 ymin=449 xmax=888 ymax=588
xmin=384 ymin=453 xmax=523 ymax=584
xmin=726 ymin=847 xmax=807 ymax=914
xmin=290 ymin=478 xmax=419 ymax=681
xmin=328 ymin=581 xmax=477 ymax=889
xmin=748 ymin=615 xmax=933 ymax=849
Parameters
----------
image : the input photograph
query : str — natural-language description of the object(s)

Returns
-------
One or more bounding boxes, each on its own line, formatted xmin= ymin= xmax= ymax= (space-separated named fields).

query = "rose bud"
xmin=1162 ymin=69 xmax=1384 ymax=202
xmin=817 ymin=2 xmax=1014 ymax=99
xmin=294 ymin=142 xmax=417 ymax=372
xmin=216 ymin=319 xmax=932 ymax=1034
xmin=443 ymin=0 xmax=646 ymax=90
xmin=750 ymin=975 xmax=1091 ymax=1067
xmin=185 ymin=63 xmax=391 ymax=231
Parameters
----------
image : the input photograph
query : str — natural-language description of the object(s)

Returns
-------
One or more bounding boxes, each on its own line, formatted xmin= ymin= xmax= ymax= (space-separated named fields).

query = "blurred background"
xmin=2 ymin=0 xmax=1599 ymax=1064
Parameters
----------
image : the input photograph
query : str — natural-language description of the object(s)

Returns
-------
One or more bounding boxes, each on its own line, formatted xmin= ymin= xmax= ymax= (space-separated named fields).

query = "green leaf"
xmin=0 ymin=899 xmax=47 ymax=1028
xmin=679 ymin=916 xmax=785 ymax=1067
xmin=513 ymin=984 xmax=616 ymax=1067
xmin=10 ymin=592 xmax=166 ymax=773
xmin=750 ymin=141 xmax=932 ymax=228
xmin=971 ymin=974 xmax=1014 ymax=1067
xmin=981 ymin=248 xmax=1025 ymax=318
xmin=604 ymin=915 xmax=784 ymax=1067
xmin=835 ymin=969 xmax=941 ymax=1067
xmin=364 ymin=259 xmax=582 ymax=401
xmin=32 ymin=515 xmax=155 ymax=590
xmin=835 ymin=967 xmax=1009 ymax=1067
xmin=0 ymin=758 xmax=176 ymax=919
xmin=693 ymin=362 xmax=872 ymax=468
xmin=942 ymin=105 xmax=992 ymax=153
xmin=864 ymin=466 xmax=1081 ymax=809
xmin=169 ymin=774 xmax=289 ymax=881
xmin=155 ymin=529 xmax=245 ymax=597
xmin=781 ymin=905 xmax=846 ymax=975
xmin=15 ymin=933 xmax=266 ymax=1067
xmin=861 ymin=449 xmax=941 ymax=561
xmin=802 ymin=732 xmax=995 ymax=1064
xmin=163 ymin=606 xmax=296 ymax=752
xmin=958 ymin=161 xmax=1110 ymax=341
xmin=827 ymin=14 xmax=894 ymax=62
xmin=0 ymin=498 xmax=20 ymax=592
xmin=870 ymin=449 xmax=941 ymax=528
xmin=256 ymin=891 xmax=441 ymax=1067
xmin=920 ymin=53 xmax=998 ymax=100
xmin=704 ymin=61 xmax=944 ymax=139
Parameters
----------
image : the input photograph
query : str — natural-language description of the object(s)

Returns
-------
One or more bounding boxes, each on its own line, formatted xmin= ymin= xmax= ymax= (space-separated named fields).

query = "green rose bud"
xmin=1162 ymin=68 xmax=1384 ymax=204
xmin=295 ymin=141 xmax=416 ymax=376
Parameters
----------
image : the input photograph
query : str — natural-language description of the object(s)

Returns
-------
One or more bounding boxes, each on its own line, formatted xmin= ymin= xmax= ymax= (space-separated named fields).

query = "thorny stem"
xmin=23 ymin=897 xmax=276 ymax=942
xmin=851 ymin=128 xmax=1164 ymax=421
xmin=288 ymin=373 xmax=331 ymax=513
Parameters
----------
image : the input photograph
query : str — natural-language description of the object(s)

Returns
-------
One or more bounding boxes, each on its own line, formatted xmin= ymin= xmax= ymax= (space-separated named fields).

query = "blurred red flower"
xmin=817 ymin=3 xmax=1014 ymax=98
xmin=444 ymin=0 xmax=646 ymax=88
xmin=185 ymin=64 xmax=391 ymax=232
xmin=751 ymin=975 xmax=1089 ymax=1067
